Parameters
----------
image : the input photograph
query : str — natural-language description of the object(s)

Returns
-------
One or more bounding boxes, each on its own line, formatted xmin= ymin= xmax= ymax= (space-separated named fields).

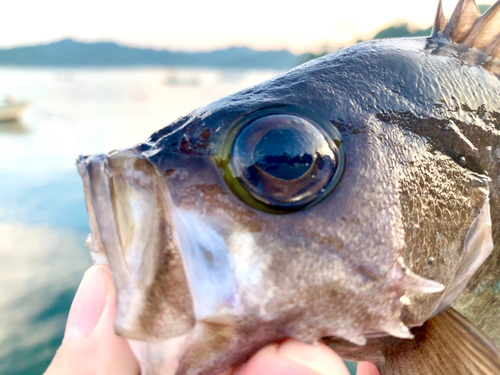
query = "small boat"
xmin=0 ymin=101 xmax=30 ymax=122
xmin=163 ymin=75 xmax=200 ymax=87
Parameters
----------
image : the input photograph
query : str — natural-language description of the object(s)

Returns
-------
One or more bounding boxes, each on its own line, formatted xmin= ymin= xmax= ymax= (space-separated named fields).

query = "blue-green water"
xmin=0 ymin=67 xmax=357 ymax=374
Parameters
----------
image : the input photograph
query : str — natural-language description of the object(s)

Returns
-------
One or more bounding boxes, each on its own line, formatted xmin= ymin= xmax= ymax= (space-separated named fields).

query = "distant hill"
xmin=0 ymin=39 xmax=302 ymax=69
xmin=372 ymin=24 xmax=432 ymax=40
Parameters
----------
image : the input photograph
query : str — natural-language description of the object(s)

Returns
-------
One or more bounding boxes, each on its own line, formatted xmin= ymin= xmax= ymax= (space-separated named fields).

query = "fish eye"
xmin=221 ymin=112 xmax=344 ymax=213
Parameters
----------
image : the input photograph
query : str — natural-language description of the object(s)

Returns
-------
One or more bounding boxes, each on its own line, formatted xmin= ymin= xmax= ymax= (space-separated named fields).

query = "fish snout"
xmin=77 ymin=148 xmax=196 ymax=341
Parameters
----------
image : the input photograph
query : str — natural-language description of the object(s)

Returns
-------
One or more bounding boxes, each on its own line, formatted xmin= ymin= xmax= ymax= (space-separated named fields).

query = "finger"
xmin=357 ymin=361 xmax=380 ymax=375
xmin=44 ymin=265 xmax=139 ymax=375
xmin=235 ymin=338 xmax=351 ymax=375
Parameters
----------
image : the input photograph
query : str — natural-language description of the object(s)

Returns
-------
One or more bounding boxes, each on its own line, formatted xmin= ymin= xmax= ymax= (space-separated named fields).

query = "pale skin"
xmin=44 ymin=265 xmax=380 ymax=375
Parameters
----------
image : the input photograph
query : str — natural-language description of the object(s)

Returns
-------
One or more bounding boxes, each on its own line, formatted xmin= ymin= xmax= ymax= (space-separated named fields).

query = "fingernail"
xmin=64 ymin=265 xmax=112 ymax=338
xmin=278 ymin=339 xmax=350 ymax=375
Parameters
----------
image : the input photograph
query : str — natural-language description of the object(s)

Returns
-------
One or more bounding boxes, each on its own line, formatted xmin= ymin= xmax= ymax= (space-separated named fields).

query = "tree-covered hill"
xmin=0 ymin=39 xmax=302 ymax=69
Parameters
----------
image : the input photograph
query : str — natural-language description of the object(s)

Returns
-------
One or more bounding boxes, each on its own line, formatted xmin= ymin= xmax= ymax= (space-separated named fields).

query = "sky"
xmin=1 ymin=0 xmax=496 ymax=54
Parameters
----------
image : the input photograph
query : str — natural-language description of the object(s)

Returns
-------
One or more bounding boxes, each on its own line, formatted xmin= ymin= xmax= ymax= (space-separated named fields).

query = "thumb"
xmin=44 ymin=265 xmax=139 ymax=375
xmin=235 ymin=339 xmax=352 ymax=375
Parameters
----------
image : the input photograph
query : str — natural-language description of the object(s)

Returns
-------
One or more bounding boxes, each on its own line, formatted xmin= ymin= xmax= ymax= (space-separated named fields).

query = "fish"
xmin=77 ymin=1 xmax=500 ymax=374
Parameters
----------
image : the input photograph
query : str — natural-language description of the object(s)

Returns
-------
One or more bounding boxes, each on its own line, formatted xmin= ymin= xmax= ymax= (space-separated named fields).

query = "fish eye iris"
xmin=225 ymin=113 xmax=344 ymax=212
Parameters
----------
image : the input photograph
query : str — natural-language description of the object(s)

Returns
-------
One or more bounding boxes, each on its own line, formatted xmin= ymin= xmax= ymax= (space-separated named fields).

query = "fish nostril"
xmin=180 ymin=135 xmax=192 ymax=152
xmin=198 ymin=128 xmax=212 ymax=141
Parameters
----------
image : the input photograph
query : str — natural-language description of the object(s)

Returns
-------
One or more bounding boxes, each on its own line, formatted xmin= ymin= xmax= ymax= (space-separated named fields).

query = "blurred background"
xmin=0 ymin=1 xmax=495 ymax=374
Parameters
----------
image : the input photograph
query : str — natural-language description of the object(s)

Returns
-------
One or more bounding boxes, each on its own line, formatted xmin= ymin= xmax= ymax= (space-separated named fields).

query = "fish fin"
xmin=443 ymin=0 xmax=481 ymax=43
xmin=462 ymin=1 xmax=500 ymax=49
xmin=380 ymin=307 xmax=500 ymax=375
xmin=435 ymin=193 xmax=493 ymax=313
xmin=432 ymin=0 xmax=447 ymax=36
xmin=489 ymin=39 xmax=500 ymax=59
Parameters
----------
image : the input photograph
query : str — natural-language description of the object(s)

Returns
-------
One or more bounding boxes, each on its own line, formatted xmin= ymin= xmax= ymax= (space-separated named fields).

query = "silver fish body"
xmin=78 ymin=1 xmax=500 ymax=374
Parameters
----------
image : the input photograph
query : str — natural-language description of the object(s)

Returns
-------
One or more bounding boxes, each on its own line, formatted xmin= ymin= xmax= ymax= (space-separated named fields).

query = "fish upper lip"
xmin=77 ymin=153 xmax=130 ymax=289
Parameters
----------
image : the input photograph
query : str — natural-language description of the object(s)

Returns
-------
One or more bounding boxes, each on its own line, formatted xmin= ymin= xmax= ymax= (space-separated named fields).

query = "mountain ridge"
xmin=0 ymin=38 xmax=302 ymax=69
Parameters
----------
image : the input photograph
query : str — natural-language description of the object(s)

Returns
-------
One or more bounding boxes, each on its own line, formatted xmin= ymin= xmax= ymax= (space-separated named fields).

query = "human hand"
xmin=44 ymin=265 xmax=139 ymax=375
xmin=44 ymin=265 xmax=380 ymax=375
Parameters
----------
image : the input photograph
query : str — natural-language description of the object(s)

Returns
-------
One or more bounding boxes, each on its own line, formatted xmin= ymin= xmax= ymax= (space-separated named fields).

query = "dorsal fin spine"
xmin=432 ymin=0 xmax=448 ymax=36
xmin=491 ymin=42 xmax=500 ymax=59
xmin=462 ymin=1 xmax=500 ymax=50
xmin=443 ymin=0 xmax=481 ymax=43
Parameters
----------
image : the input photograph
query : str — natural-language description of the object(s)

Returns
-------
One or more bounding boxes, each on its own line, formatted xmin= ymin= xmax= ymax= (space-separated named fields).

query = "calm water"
xmin=0 ymin=67 xmax=356 ymax=375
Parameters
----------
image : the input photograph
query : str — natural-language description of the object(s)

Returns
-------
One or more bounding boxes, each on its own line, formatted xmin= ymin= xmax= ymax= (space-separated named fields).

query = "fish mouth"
xmin=77 ymin=146 xmax=196 ymax=341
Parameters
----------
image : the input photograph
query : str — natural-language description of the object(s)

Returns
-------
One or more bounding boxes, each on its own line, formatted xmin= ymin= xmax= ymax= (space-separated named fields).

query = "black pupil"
xmin=253 ymin=128 xmax=314 ymax=180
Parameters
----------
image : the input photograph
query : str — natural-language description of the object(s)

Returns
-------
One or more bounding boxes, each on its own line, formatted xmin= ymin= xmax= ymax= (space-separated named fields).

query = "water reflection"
xmin=0 ymin=171 xmax=89 ymax=232
xmin=0 ymin=223 xmax=91 ymax=374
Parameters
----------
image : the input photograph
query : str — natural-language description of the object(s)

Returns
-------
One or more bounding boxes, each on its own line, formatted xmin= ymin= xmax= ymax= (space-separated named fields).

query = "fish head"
xmin=77 ymin=38 xmax=495 ymax=372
